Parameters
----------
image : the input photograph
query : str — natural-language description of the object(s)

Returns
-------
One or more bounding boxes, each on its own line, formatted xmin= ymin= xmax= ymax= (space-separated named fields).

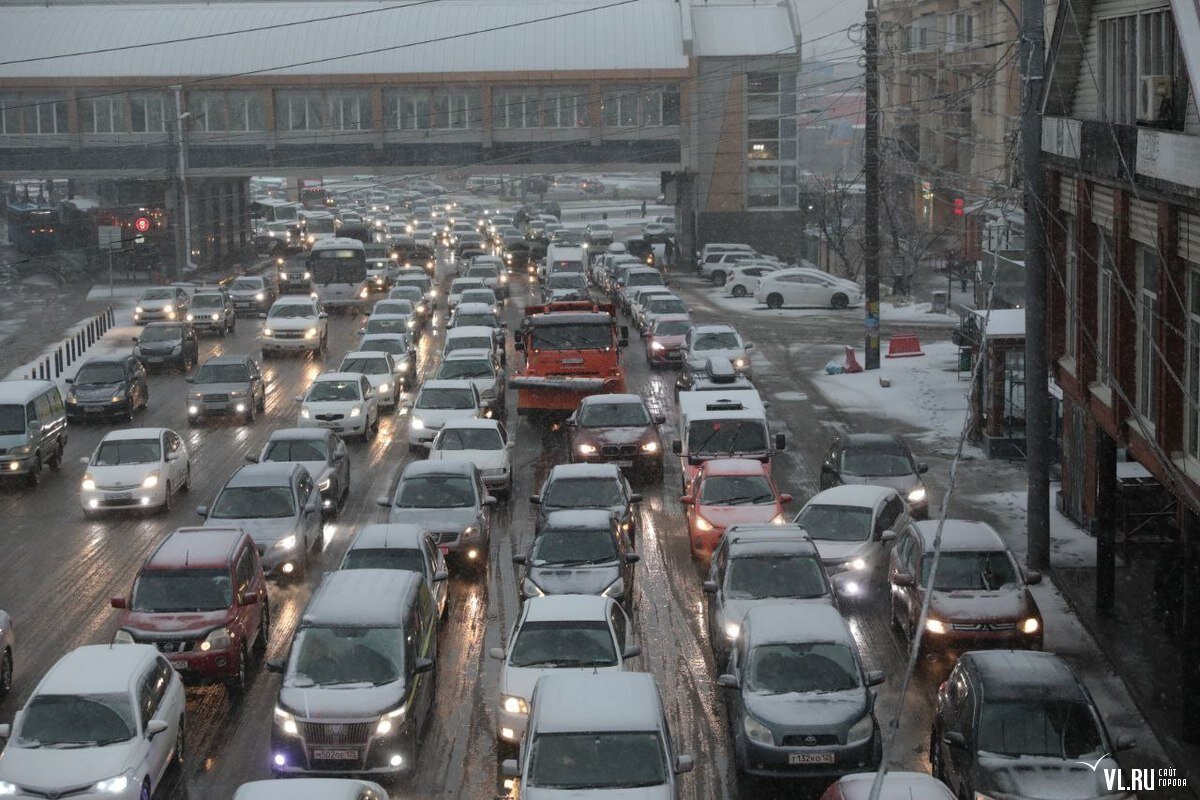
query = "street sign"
xmin=98 ymin=225 xmax=122 ymax=251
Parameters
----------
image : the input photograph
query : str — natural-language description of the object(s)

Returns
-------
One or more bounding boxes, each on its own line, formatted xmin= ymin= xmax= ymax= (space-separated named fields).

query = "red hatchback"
xmin=681 ymin=458 xmax=792 ymax=563
xmin=644 ymin=314 xmax=692 ymax=369
xmin=111 ymin=526 xmax=270 ymax=696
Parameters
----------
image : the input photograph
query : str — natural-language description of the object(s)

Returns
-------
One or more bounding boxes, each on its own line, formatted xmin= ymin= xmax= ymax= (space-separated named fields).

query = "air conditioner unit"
xmin=1140 ymin=75 xmax=1173 ymax=121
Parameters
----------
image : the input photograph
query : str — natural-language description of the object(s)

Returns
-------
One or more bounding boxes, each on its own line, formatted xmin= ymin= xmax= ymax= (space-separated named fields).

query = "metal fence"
xmin=26 ymin=306 xmax=115 ymax=381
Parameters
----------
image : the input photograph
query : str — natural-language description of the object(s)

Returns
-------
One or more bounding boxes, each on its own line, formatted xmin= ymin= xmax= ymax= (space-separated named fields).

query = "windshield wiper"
xmin=716 ymin=495 xmax=756 ymax=505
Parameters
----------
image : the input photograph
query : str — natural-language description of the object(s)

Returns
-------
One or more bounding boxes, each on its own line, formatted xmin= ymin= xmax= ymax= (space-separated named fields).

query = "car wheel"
xmin=139 ymin=779 xmax=150 ymax=800
xmin=254 ymin=602 xmax=271 ymax=659
xmin=0 ymin=648 xmax=12 ymax=697
xmin=48 ymin=442 xmax=64 ymax=472
xmin=731 ymin=284 xmax=747 ymax=298
xmin=711 ymin=270 xmax=726 ymax=285
xmin=25 ymin=456 xmax=41 ymax=488
xmin=831 ymin=292 xmax=849 ymax=309
xmin=889 ymin=592 xmax=905 ymax=637
xmin=244 ymin=401 xmax=256 ymax=424
xmin=225 ymin=645 xmax=248 ymax=699
xmin=173 ymin=720 xmax=186 ymax=771
xmin=930 ymin=726 xmax=946 ymax=781
xmin=766 ymin=293 xmax=784 ymax=310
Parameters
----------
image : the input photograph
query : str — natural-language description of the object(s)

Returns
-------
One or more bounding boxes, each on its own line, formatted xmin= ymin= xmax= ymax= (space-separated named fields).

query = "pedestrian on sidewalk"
xmin=640 ymin=200 xmax=647 ymax=217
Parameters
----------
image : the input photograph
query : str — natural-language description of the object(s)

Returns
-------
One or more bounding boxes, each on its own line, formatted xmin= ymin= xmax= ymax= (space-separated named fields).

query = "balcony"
xmin=902 ymin=49 xmax=939 ymax=72
xmin=942 ymin=109 xmax=972 ymax=136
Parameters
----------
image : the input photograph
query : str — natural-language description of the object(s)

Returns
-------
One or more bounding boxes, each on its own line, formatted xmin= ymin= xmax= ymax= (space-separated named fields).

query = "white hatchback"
xmin=404 ymin=379 xmax=487 ymax=450
xmin=754 ymin=267 xmax=864 ymax=310
xmin=339 ymin=350 xmax=400 ymax=408
xmin=79 ymin=428 xmax=191 ymax=518
xmin=426 ymin=418 xmax=514 ymax=498
xmin=296 ymin=372 xmax=381 ymax=440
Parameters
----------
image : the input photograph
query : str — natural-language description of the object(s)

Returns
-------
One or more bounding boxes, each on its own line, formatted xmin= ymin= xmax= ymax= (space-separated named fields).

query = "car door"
xmin=248 ymin=359 xmax=265 ymax=404
xmin=423 ymin=536 xmax=449 ymax=618
xmin=330 ymin=433 xmax=350 ymax=493
xmin=707 ymin=543 xmax=728 ymax=643
xmin=820 ymin=439 xmax=842 ymax=489
xmin=162 ymin=431 xmax=184 ymax=488
xmin=139 ymin=660 xmax=175 ymax=785
xmin=945 ymin=671 xmax=979 ymax=794
xmin=296 ymin=471 xmax=319 ymax=550
xmin=609 ymin=601 xmax=629 ymax=661
xmin=897 ymin=529 xmax=923 ymax=630
xmin=130 ymin=357 xmax=148 ymax=401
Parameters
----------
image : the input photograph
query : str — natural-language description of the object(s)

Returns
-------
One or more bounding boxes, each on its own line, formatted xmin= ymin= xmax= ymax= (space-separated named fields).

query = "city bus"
xmin=308 ymin=237 xmax=369 ymax=312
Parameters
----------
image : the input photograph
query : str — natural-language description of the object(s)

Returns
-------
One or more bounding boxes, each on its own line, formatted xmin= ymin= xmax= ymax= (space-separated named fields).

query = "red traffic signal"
xmin=133 ymin=216 xmax=151 ymax=233
xmin=952 ymin=198 xmax=965 ymax=216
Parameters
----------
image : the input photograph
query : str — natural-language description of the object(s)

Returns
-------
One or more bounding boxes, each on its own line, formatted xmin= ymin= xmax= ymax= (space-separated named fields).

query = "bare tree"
xmin=807 ymin=170 xmax=866 ymax=280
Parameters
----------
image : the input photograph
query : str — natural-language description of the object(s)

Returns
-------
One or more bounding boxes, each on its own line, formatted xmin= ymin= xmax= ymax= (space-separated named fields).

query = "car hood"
xmin=279 ymin=681 xmax=407 ymax=721
xmin=686 ymin=347 xmax=745 ymax=367
xmin=575 ymin=426 xmax=650 ymax=446
xmin=0 ymin=433 xmax=31 ymax=451
xmin=0 ymin=740 xmax=139 ymax=792
xmin=744 ymin=687 xmax=866 ymax=733
xmin=928 ymin=586 xmax=1032 ymax=623
xmin=191 ymin=381 xmax=251 ymax=395
xmin=526 ymin=563 xmax=620 ymax=596
xmin=838 ymin=473 xmax=921 ymax=495
xmin=69 ymin=382 xmax=124 ymax=400
xmin=206 ymin=517 xmax=298 ymax=545
xmin=388 ymin=505 xmax=477 ymax=527
xmin=138 ymin=299 xmax=175 ymax=310
xmin=811 ymin=539 xmax=876 ymax=564
xmin=719 ymin=597 xmax=834 ymax=630
xmin=136 ymin=340 xmax=180 ymax=353
xmin=427 ymin=450 xmax=508 ymax=471
xmin=524 ymin=786 xmax=672 ymax=800
xmin=976 ymin=754 xmax=1124 ymax=800
xmin=229 ymin=289 xmax=264 ymax=299
xmin=88 ymin=463 xmax=159 ymax=485
xmin=501 ymin=663 xmax=622 ymax=703
xmin=267 ymin=318 xmax=318 ymax=331
xmin=122 ymin=608 xmax=228 ymax=636
xmin=412 ymin=408 xmax=477 ymax=426
xmin=697 ymin=504 xmax=780 ymax=529
xmin=650 ymin=334 xmax=686 ymax=347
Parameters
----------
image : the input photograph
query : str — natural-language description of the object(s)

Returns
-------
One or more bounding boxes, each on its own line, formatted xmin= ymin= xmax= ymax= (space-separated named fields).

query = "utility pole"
xmin=863 ymin=0 xmax=882 ymax=369
xmin=1021 ymin=0 xmax=1050 ymax=569
xmin=173 ymin=85 xmax=195 ymax=275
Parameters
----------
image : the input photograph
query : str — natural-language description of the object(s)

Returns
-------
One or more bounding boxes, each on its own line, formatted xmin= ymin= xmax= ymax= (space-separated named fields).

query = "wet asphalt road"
xmin=0 ymin=258 xmax=970 ymax=799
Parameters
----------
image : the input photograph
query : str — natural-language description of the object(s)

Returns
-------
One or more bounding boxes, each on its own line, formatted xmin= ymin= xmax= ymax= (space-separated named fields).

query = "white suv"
xmin=296 ymin=372 xmax=380 ymax=440
xmin=261 ymin=297 xmax=328 ymax=356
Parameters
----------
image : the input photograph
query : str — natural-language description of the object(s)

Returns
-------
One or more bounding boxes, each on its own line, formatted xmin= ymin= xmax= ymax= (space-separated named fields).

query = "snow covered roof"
xmin=969 ymin=308 xmax=1025 ymax=339
xmin=743 ymin=602 xmax=853 ymax=647
xmin=830 ymin=772 xmax=956 ymax=800
xmin=438 ymin=418 xmax=502 ymax=430
xmin=699 ymin=458 xmax=769 ymax=476
xmin=726 ymin=534 xmax=818 ymax=558
xmin=532 ymin=672 xmax=663 ymax=733
xmin=963 ymin=650 xmax=1087 ymax=702
xmin=234 ymin=779 xmax=389 ymax=800
xmin=444 ymin=326 xmax=496 ymax=338
xmin=547 ymin=462 xmax=623 ymax=480
xmin=302 ymin=569 xmax=422 ymax=627
xmin=914 ymin=519 xmax=1005 ymax=552
xmin=542 ymin=509 xmax=617 ymax=529
xmin=691 ymin=4 xmax=798 ymax=57
xmin=807 ymin=484 xmax=896 ymax=510
xmin=148 ymin=526 xmax=243 ymax=569
xmin=266 ymin=427 xmax=333 ymax=441
xmin=580 ymin=393 xmax=645 ymax=406
xmin=100 ymin=427 xmax=169 ymax=441
xmin=0 ymin=1 xmax=688 ymax=80
xmin=347 ymin=523 xmax=429 ymax=550
xmin=727 ymin=522 xmax=810 ymax=539
xmin=523 ymin=594 xmax=612 ymax=623
xmin=401 ymin=459 xmax=475 ymax=477
xmin=227 ymin=462 xmax=299 ymax=486
xmin=38 ymin=644 xmax=157 ymax=696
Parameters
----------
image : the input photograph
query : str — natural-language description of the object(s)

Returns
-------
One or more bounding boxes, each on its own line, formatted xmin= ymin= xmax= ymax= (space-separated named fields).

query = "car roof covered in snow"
xmin=301 ymin=569 xmax=421 ymax=628
xmin=265 ymin=427 xmax=334 ymax=442
xmin=726 ymin=522 xmax=810 ymax=539
xmin=311 ymin=372 xmax=367 ymax=385
xmin=225 ymin=462 xmax=302 ymax=488
xmin=522 ymin=594 xmax=613 ymax=624
xmin=454 ymin=303 xmax=498 ymax=315
xmin=147 ymin=526 xmax=244 ymax=570
xmin=346 ymin=523 xmax=429 ymax=551
xmin=546 ymin=463 xmax=623 ymax=481
xmin=962 ymin=650 xmax=1089 ymax=703
xmin=418 ymin=379 xmax=477 ymax=392
xmin=342 ymin=350 xmax=390 ymax=362
xmin=830 ymin=772 xmax=956 ymax=800
xmin=744 ymin=603 xmax=854 ymax=647
xmin=438 ymin=418 xmax=502 ymax=431
xmin=532 ymin=672 xmax=663 ymax=734
xmin=841 ymin=432 xmax=911 ymax=452
xmin=401 ymin=459 xmax=476 ymax=478
xmin=541 ymin=509 xmax=616 ymax=530
xmin=914 ymin=520 xmax=1005 ymax=553
xmin=37 ymin=644 xmax=159 ymax=696
xmin=699 ymin=458 xmax=769 ymax=476
xmin=806 ymin=484 xmax=897 ymax=510
xmin=726 ymin=534 xmax=819 ymax=559
xmin=444 ymin=326 xmax=496 ymax=339
xmin=579 ymin=393 xmax=645 ymax=407
xmin=99 ymin=427 xmax=169 ymax=442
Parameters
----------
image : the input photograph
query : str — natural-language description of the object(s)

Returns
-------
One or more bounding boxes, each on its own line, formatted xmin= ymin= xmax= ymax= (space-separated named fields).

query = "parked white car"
xmin=0 ymin=644 xmax=185 ymax=800
xmin=754 ymin=267 xmax=864 ymax=309
xmin=260 ymin=296 xmax=329 ymax=356
xmin=723 ymin=262 xmax=785 ymax=298
xmin=339 ymin=350 xmax=400 ymax=408
xmin=296 ymin=372 xmax=381 ymax=440
xmin=79 ymin=427 xmax=191 ymax=518
xmin=426 ymin=418 xmax=514 ymax=498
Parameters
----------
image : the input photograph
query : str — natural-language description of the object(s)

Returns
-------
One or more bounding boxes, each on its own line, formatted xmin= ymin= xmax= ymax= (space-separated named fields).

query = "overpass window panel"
xmin=192 ymin=92 xmax=226 ymax=131
xmin=494 ymin=90 xmax=539 ymax=128
xmin=602 ymin=89 xmax=638 ymax=128
xmin=432 ymin=90 xmax=479 ymax=129
xmin=82 ymin=96 xmax=128 ymax=134
xmin=541 ymin=89 xmax=585 ymax=128
xmin=0 ymin=95 xmax=15 ymax=134
xmin=640 ymin=90 xmax=662 ymax=126
xmin=329 ymin=91 xmax=371 ymax=130
xmin=131 ymin=92 xmax=166 ymax=133
xmin=231 ymin=93 xmax=264 ymax=131
xmin=279 ymin=91 xmax=323 ymax=131
xmin=386 ymin=91 xmax=431 ymax=130
xmin=3 ymin=96 xmax=66 ymax=134
xmin=662 ymin=90 xmax=681 ymax=125
xmin=748 ymin=119 xmax=779 ymax=160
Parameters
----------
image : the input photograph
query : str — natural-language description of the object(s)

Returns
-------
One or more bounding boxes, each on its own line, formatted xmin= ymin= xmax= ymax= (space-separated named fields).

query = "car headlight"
xmin=411 ymin=416 xmax=425 ymax=430
xmin=211 ymin=313 xmax=220 ymax=321
xmin=376 ymin=705 xmax=408 ymax=735
xmin=521 ymin=578 xmax=545 ymax=598
xmin=280 ymin=271 xmax=287 ymax=279
xmin=640 ymin=440 xmax=659 ymax=453
xmin=199 ymin=627 xmax=232 ymax=652
xmin=501 ymin=695 xmax=529 ymax=715
xmin=577 ymin=443 xmax=598 ymax=455
xmin=844 ymin=557 xmax=867 ymax=571
xmin=350 ymin=405 xmax=362 ymax=418
xmin=769 ymin=512 xmax=787 ymax=525
xmin=602 ymin=577 xmax=625 ymax=599
xmin=142 ymin=471 xmax=159 ymax=489
xmin=743 ymin=714 xmax=774 ymax=745
xmin=318 ymin=478 xmax=331 ymax=492
xmin=694 ymin=515 xmax=715 ymax=532
xmin=276 ymin=535 xmax=297 ymax=551
xmin=847 ymin=713 xmax=875 ymax=744
xmin=135 ymin=306 xmax=144 ymax=314
xmin=186 ymin=313 xmax=195 ymax=321
xmin=274 ymin=706 xmax=299 ymax=736
xmin=650 ymin=340 xmax=665 ymax=351
xmin=262 ymin=327 xmax=274 ymax=337
xmin=417 ymin=304 xmax=427 ymax=313
xmin=305 ymin=327 xmax=319 ymax=339
xmin=925 ymin=618 xmax=948 ymax=635
xmin=113 ymin=629 xmax=134 ymax=645
xmin=110 ymin=388 xmax=127 ymax=402
xmin=724 ymin=621 xmax=740 ymax=640
xmin=379 ymin=383 xmax=390 ymax=394
xmin=733 ymin=357 xmax=747 ymax=368
xmin=908 ymin=487 xmax=927 ymax=503
xmin=92 ymin=773 xmax=131 ymax=794
xmin=256 ymin=292 xmax=266 ymax=301
xmin=360 ymin=288 xmax=370 ymax=299
xmin=163 ymin=305 xmax=174 ymax=314
xmin=304 ymin=272 xmax=311 ymax=280
xmin=1021 ymin=617 xmax=1041 ymax=634
xmin=398 ymin=361 xmax=411 ymax=372
xmin=406 ymin=319 xmax=415 ymax=329
xmin=300 ymin=406 xmax=311 ymax=419
xmin=81 ymin=475 xmax=96 ymax=492
xmin=67 ymin=394 xmax=78 ymax=404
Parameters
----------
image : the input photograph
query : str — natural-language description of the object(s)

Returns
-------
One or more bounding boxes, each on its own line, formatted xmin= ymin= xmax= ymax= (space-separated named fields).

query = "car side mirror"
xmin=266 ymin=658 xmax=287 ymax=674
xmin=166 ymin=451 xmax=180 ymax=462
xmin=0 ymin=725 xmax=9 ymax=739
xmin=679 ymin=494 xmax=694 ymax=505
xmin=507 ymin=441 xmax=516 ymax=449
xmin=1025 ymin=570 xmax=1043 ymax=585
xmin=672 ymin=440 xmax=682 ymax=455
xmin=775 ymin=433 xmax=787 ymax=451
xmin=305 ymin=501 xmax=319 ymax=514
xmin=484 ymin=495 xmax=498 ymax=506
xmin=365 ymin=389 xmax=377 ymax=399
xmin=867 ymin=669 xmax=886 ymax=687
xmin=716 ymin=674 xmax=739 ymax=689
xmin=195 ymin=505 xmax=209 ymax=518
xmin=293 ymin=394 xmax=304 ymax=403
xmin=488 ymin=646 xmax=506 ymax=660
xmin=110 ymin=597 xmax=128 ymax=609
xmin=258 ymin=313 xmax=268 ymax=319
xmin=943 ymin=731 xmax=968 ymax=750
xmin=529 ymin=495 xmax=541 ymax=505
xmin=512 ymin=554 xmax=527 ymax=565
xmin=892 ymin=571 xmax=913 ymax=587
xmin=64 ymin=377 xmax=74 ymax=385
xmin=744 ymin=342 xmax=755 ymax=350
xmin=79 ymin=456 xmax=91 ymax=465
xmin=414 ymin=657 xmax=434 ymax=674
xmin=702 ymin=580 xmax=718 ymax=594
xmin=625 ymin=553 xmax=640 ymax=564
xmin=780 ymin=493 xmax=794 ymax=504
xmin=623 ymin=645 xmax=642 ymax=659
xmin=318 ymin=312 xmax=329 ymax=319
xmin=131 ymin=336 xmax=139 ymax=343
xmin=1115 ymin=735 xmax=1137 ymax=752
xmin=245 ymin=454 xmax=260 ymax=464
xmin=918 ymin=462 xmax=929 ymax=474
xmin=675 ymin=754 xmax=694 ymax=775
xmin=376 ymin=495 xmax=391 ymax=508
xmin=433 ymin=570 xmax=449 ymax=582
xmin=358 ymin=327 xmax=367 ymax=335
xmin=500 ymin=759 xmax=520 ymax=779
xmin=146 ymin=719 xmax=169 ymax=739
xmin=881 ymin=529 xmax=897 ymax=542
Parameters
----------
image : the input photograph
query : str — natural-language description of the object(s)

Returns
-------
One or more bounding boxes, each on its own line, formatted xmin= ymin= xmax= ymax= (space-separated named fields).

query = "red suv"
xmin=681 ymin=458 xmax=792 ymax=564
xmin=110 ymin=526 xmax=270 ymax=697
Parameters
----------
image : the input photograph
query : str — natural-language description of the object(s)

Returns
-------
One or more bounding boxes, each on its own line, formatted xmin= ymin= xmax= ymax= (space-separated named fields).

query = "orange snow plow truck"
xmin=512 ymin=301 xmax=628 ymax=416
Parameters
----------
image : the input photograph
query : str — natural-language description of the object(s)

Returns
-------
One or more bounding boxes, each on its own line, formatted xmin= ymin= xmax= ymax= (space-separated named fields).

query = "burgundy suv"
xmin=111 ymin=526 xmax=270 ymax=697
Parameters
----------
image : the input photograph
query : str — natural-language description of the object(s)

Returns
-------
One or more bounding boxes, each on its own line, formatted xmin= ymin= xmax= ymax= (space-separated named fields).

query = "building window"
xmin=81 ymin=96 xmax=127 ymax=134
xmin=190 ymin=91 xmax=265 ymax=132
xmin=1188 ymin=266 xmax=1200 ymax=459
xmin=539 ymin=88 xmax=587 ymax=128
xmin=328 ymin=91 xmax=372 ymax=130
xmin=431 ymin=89 xmax=481 ymax=129
xmin=908 ymin=14 xmax=938 ymax=51
xmin=0 ymin=94 xmax=68 ymax=134
xmin=1097 ymin=232 xmax=1115 ymax=386
xmin=950 ymin=12 xmax=974 ymax=47
xmin=601 ymin=87 xmax=677 ymax=128
xmin=130 ymin=92 xmax=166 ymax=133
xmin=386 ymin=90 xmax=430 ymax=130
xmin=1099 ymin=10 xmax=1185 ymax=125
xmin=748 ymin=166 xmax=781 ymax=208
xmin=746 ymin=70 xmax=799 ymax=209
xmin=1065 ymin=219 xmax=1078 ymax=359
xmin=277 ymin=91 xmax=323 ymax=131
xmin=493 ymin=89 xmax=540 ymax=129
xmin=1136 ymin=246 xmax=1159 ymax=423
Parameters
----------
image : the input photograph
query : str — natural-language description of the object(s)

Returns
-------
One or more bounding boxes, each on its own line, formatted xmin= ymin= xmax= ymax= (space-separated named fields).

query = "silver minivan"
xmin=0 ymin=380 xmax=68 ymax=487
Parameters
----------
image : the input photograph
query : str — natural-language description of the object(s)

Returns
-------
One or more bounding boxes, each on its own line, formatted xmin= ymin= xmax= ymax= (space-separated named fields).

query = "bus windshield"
xmin=311 ymin=255 xmax=366 ymax=285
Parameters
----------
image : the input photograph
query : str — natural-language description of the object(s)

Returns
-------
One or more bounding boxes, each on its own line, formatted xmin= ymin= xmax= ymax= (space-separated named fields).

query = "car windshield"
xmin=192 ymin=295 xmax=224 ymax=308
xmin=699 ymin=475 xmax=775 ymax=505
xmin=131 ymin=568 xmax=233 ymax=612
xmin=263 ymin=439 xmax=327 ymax=462
xmin=140 ymin=289 xmax=174 ymax=301
xmin=341 ymin=548 xmax=426 ymax=574
xmin=746 ymin=642 xmax=860 ymax=694
xmin=365 ymin=318 xmax=408 ymax=334
xmin=362 ymin=337 xmax=410 ymax=355
xmin=726 ymin=556 xmax=827 ymax=599
xmin=977 ymin=700 xmax=1106 ymax=759
xmin=289 ymin=626 xmax=404 ymax=688
xmin=693 ymin=331 xmax=741 ymax=350
xmin=923 ymin=551 xmax=1020 ymax=591
xmin=544 ymin=478 xmax=623 ymax=508
xmin=648 ymin=298 xmax=687 ymax=314
xmin=0 ymin=405 xmax=26 ymax=435
xmin=794 ymin=505 xmax=874 ymax=542
xmin=140 ymin=325 xmax=182 ymax=343
xmin=462 ymin=291 xmax=497 ymax=304
xmin=16 ymin=693 xmax=136 ymax=748
xmin=529 ymin=732 xmax=666 ymax=789
xmin=417 ymin=387 xmax=476 ymax=409
xmin=195 ymin=363 xmax=250 ymax=384
xmin=446 ymin=337 xmax=492 ymax=353
xmin=375 ymin=302 xmax=413 ymax=316
xmin=93 ymin=438 xmax=161 ymax=466
xmin=530 ymin=323 xmax=612 ymax=351
xmin=211 ymin=486 xmax=295 ymax=519
xmin=531 ymin=527 xmax=618 ymax=566
xmin=509 ymin=620 xmax=617 ymax=668
xmin=390 ymin=289 xmax=423 ymax=303
xmin=626 ymin=273 xmax=664 ymax=288
xmin=269 ymin=304 xmax=315 ymax=319
xmin=74 ymin=363 xmax=125 ymax=384
xmin=578 ymin=401 xmax=649 ymax=427
xmin=307 ymin=381 xmax=360 ymax=402
xmin=842 ymin=447 xmax=914 ymax=477
xmin=451 ymin=281 xmax=484 ymax=294
xmin=687 ymin=420 xmax=768 ymax=455
xmin=438 ymin=360 xmax=492 ymax=380
xmin=436 ymin=428 xmax=503 ymax=450
xmin=548 ymin=275 xmax=587 ymax=289
xmin=341 ymin=357 xmax=389 ymax=375
xmin=395 ymin=475 xmax=475 ymax=508
xmin=230 ymin=279 xmax=262 ymax=291
xmin=467 ymin=268 xmax=498 ymax=279
xmin=654 ymin=319 xmax=691 ymax=336
xmin=455 ymin=314 xmax=498 ymax=328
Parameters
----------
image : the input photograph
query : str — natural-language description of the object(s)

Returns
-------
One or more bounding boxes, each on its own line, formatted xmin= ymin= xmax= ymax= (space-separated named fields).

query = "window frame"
xmin=1135 ymin=245 xmax=1160 ymax=426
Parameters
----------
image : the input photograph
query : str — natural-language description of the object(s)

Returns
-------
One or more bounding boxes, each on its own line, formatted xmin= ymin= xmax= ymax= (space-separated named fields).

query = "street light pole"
xmin=173 ymin=85 xmax=194 ymax=276
xmin=863 ymin=0 xmax=882 ymax=369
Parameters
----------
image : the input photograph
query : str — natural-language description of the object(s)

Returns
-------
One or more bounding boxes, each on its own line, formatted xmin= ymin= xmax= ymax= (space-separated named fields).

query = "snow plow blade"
xmin=509 ymin=376 xmax=608 ymax=392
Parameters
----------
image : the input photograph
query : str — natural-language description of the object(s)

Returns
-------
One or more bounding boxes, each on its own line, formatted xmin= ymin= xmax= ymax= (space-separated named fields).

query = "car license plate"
xmin=312 ymin=748 xmax=359 ymax=761
xmin=438 ymin=545 xmax=450 ymax=555
xmin=168 ymin=658 xmax=188 ymax=670
xmin=204 ymin=403 xmax=224 ymax=411
xmin=788 ymin=752 xmax=834 ymax=765
xmin=319 ymin=421 xmax=339 ymax=429
xmin=616 ymin=459 xmax=634 ymax=468
xmin=110 ymin=492 xmax=133 ymax=502
xmin=147 ymin=357 xmax=164 ymax=364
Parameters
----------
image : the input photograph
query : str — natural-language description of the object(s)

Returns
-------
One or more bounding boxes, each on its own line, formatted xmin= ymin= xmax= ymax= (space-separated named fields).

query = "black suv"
xmin=65 ymin=355 xmax=148 ymax=423
xmin=132 ymin=322 xmax=199 ymax=372
xmin=187 ymin=289 xmax=236 ymax=335
xmin=932 ymin=650 xmax=1136 ymax=800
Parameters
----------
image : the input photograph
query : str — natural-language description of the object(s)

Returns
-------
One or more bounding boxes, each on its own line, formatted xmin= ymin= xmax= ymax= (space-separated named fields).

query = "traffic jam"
xmin=0 ymin=195 xmax=1133 ymax=800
